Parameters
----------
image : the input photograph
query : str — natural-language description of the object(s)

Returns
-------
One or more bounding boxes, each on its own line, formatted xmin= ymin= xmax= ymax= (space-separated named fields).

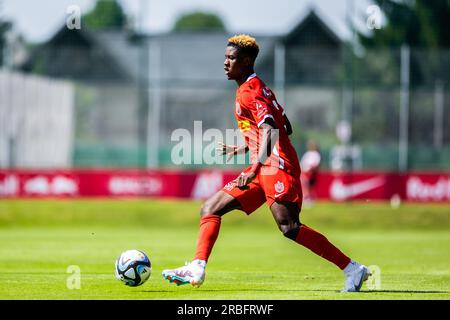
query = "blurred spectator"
xmin=301 ymin=141 xmax=321 ymax=206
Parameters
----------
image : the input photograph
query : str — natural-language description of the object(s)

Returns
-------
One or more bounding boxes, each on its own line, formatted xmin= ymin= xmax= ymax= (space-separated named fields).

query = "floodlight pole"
xmin=433 ymin=80 xmax=444 ymax=149
xmin=2 ymin=25 xmax=16 ymax=168
xmin=147 ymin=40 xmax=161 ymax=168
xmin=274 ymin=42 xmax=286 ymax=106
xmin=399 ymin=44 xmax=410 ymax=172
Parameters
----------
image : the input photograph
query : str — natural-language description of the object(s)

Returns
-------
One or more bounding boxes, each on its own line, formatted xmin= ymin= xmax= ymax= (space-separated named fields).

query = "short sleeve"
xmin=241 ymin=90 xmax=275 ymax=128
xmin=272 ymin=99 xmax=285 ymax=116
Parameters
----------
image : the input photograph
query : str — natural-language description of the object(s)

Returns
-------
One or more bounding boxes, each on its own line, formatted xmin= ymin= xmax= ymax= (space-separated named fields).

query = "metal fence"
xmin=1 ymin=39 xmax=449 ymax=171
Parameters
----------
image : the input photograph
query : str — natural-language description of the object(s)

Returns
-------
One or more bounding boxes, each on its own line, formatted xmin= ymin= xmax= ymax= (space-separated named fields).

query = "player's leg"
xmin=194 ymin=191 xmax=242 ymax=262
xmin=193 ymin=177 xmax=266 ymax=264
xmin=162 ymin=190 xmax=240 ymax=287
xmin=270 ymin=201 xmax=351 ymax=268
xmin=269 ymin=201 xmax=370 ymax=292
xmin=162 ymin=178 xmax=266 ymax=287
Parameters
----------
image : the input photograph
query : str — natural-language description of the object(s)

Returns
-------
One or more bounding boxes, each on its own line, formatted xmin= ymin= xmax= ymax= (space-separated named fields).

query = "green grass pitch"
xmin=0 ymin=199 xmax=449 ymax=300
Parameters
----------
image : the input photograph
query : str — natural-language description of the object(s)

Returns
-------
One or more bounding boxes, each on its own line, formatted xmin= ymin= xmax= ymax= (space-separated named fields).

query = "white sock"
xmin=343 ymin=260 xmax=359 ymax=274
xmin=192 ymin=259 xmax=207 ymax=268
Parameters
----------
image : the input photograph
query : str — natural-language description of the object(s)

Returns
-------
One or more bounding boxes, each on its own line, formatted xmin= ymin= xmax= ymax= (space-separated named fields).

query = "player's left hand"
xmin=236 ymin=171 xmax=256 ymax=190
xmin=216 ymin=142 xmax=238 ymax=162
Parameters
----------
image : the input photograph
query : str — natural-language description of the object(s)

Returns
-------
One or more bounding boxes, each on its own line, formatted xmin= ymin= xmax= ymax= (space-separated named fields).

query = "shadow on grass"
xmin=361 ymin=290 xmax=450 ymax=294
xmin=139 ymin=288 xmax=338 ymax=293
xmin=139 ymin=289 xmax=450 ymax=294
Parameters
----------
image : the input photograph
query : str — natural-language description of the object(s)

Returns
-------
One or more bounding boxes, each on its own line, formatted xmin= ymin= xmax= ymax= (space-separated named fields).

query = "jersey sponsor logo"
xmin=238 ymin=120 xmax=251 ymax=132
xmin=274 ymin=180 xmax=285 ymax=193
xmin=330 ymin=177 xmax=385 ymax=201
xmin=235 ymin=102 xmax=241 ymax=115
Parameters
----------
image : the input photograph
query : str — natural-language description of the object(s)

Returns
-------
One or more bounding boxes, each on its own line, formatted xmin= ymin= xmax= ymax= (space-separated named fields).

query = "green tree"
xmin=0 ymin=20 xmax=13 ymax=67
xmin=354 ymin=0 xmax=450 ymax=86
xmin=352 ymin=0 xmax=450 ymax=151
xmin=359 ymin=0 xmax=450 ymax=48
xmin=173 ymin=12 xmax=226 ymax=32
xmin=83 ymin=0 xmax=127 ymax=30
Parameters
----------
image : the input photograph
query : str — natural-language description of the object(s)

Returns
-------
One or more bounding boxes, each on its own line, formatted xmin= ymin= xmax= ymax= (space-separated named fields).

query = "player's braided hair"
xmin=227 ymin=34 xmax=259 ymax=62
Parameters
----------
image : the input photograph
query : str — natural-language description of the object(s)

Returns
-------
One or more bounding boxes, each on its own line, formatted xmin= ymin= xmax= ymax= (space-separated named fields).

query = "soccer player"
xmin=300 ymin=140 xmax=321 ymax=206
xmin=162 ymin=35 xmax=370 ymax=292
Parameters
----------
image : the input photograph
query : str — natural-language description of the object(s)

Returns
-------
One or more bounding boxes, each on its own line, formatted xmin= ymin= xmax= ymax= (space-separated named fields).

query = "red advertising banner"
xmin=0 ymin=169 xmax=449 ymax=202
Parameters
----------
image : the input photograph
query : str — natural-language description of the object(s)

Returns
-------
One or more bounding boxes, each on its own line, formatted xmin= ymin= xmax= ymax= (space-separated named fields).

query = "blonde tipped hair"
xmin=227 ymin=34 xmax=260 ymax=61
xmin=228 ymin=34 xmax=259 ymax=50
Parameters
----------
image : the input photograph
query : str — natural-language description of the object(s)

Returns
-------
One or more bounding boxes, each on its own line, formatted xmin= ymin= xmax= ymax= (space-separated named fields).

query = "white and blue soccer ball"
xmin=115 ymin=249 xmax=152 ymax=287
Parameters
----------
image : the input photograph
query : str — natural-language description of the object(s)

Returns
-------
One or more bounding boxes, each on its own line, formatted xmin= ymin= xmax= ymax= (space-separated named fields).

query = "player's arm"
xmin=237 ymin=118 xmax=279 ymax=189
xmin=216 ymin=142 xmax=249 ymax=161
xmin=235 ymin=145 xmax=249 ymax=154
xmin=257 ymin=118 xmax=278 ymax=165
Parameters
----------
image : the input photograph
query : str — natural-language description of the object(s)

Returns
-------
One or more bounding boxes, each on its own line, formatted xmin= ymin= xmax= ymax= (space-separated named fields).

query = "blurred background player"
xmin=162 ymin=34 xmax=370 ymax=292
xmin=300 ymin=140 xmax=321 ymax=206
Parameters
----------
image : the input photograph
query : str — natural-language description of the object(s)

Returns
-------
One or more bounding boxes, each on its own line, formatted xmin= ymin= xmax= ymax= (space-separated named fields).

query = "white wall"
xmin=0 ymin=70 xmax=74 ymax=168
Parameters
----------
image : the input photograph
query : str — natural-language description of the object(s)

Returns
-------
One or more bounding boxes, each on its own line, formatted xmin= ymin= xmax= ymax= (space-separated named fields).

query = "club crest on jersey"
xmin=235 ymin=102 xmax=242 ymax=115
xmin=274 ymin=181 xmax=284 ymax=193
xmin=263 ymin=87 xmax=272 ymax=98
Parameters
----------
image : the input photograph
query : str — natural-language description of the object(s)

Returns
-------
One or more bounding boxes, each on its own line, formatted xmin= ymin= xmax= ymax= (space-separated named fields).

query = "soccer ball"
xmin=115 ymin=249 xmax=152 ymax=287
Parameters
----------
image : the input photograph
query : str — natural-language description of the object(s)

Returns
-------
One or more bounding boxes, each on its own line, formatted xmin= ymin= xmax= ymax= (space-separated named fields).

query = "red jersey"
xmin=235 ymin=74 xmax=301 ymax=177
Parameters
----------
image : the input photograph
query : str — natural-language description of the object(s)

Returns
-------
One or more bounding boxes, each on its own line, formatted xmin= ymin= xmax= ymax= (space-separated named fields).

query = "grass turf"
xmin=0 ymin=199 xmax=449 ymax=300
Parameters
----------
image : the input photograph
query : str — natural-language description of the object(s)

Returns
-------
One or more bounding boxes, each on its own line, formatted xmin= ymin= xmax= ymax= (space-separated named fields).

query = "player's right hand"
xmin=235 ymin=171 xmax=256 ymax=190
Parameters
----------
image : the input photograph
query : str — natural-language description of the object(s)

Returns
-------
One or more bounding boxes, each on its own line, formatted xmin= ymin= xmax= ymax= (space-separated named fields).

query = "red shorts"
xmin=222 ymin=166 xmax=303 ymax=215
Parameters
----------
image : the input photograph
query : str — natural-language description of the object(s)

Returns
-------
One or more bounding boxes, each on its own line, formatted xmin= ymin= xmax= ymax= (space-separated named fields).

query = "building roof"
xmin=22 ymin=8 xmax=343 ymax=83
xmin=282 ymin=9 xmax=343 ymax=47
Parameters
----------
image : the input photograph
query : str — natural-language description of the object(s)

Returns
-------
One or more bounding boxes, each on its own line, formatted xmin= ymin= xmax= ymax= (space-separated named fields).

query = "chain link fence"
xmin=1 ymin=38 xmax=449 ymax=171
